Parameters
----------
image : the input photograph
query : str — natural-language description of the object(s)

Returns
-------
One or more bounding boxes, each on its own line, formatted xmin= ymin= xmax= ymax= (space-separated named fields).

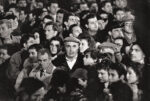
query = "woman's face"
xmin=80 ymin=39 xmax=89 ymax=53
xmin=49 ymin=40 xmax=60 ymax=55
xmin=126 ymin=67 xmax=138 ymax=84
xmin=130 ymin=44 xmax=145 ymax=63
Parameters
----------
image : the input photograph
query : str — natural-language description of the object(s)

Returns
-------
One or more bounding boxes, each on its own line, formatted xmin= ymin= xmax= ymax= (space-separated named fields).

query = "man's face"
xmin=72 ymin=26 xmax=82 ymax=37
xmin=65 ymin=42 xmax=79 ymax=58
xmin=98 ymin=19 xmax=108 ymax=30
xmin=18 ymin=0 xmax=27 ymax=7
xmin=44 ymin=25 xmax=57 ymax=40
xmin=102 ymin=2 xmax=112 ymax=14
xmin=130 ymin=45 xmax=145 ymax=63
xmin=24 ymin=37 xmax=35 ymax=49
xmin=114 ymin=0 xmax=127 ymax=8
xmin=38 ymin=53 xmax=50 ymax=69
xmin=0 ymin=5 xmax=4 ymax=13
xmin=111 ymin=28 xmax=123 ymax=39
xmin=67 ymin=16 xmax=77 ymax=27
xmin=115 ymin=10 xmax=125 ymax=21
xmin=98 ymin=69 xmax=109 ymax=83
xmin=19 ymin=10 xmax=27 ymax=22
xmin=49 ymin=40 xmax=60 ymax=55
xmin=87 ymin=17 xmax=98 ymax=32
xmin=83 ymin=52 xmax=95 ymax=66
xmin=114 ymin=39 xmax=123 ymax=51
xmin=29 ymin=48 xmax=38 ymax=61
xmin=49 ymin=3 xmax=59 ymax=15
xmin=56 ymin=13 xmax=64 ymax=24
xmin=90 ymin=3 xmax=98 ymax=12
xmin=80 ymin=39 xmax=89 ymax=53
xmin=109 ymin=69 xmax=120 ymax=83
xmin=124 ymin=21 xmax=133 ymax=33
xmin=0 ymin=23 xmax=10 ymax=38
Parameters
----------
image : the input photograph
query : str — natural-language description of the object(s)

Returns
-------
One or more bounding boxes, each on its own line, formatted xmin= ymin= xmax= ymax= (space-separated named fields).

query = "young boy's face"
xmin=98 ymin=69 xmax=109 ymax=83
xmin=109 ymin=69 xmax=120 ymax=83
xmin=83 ymin=52 xmax=96 ymax=66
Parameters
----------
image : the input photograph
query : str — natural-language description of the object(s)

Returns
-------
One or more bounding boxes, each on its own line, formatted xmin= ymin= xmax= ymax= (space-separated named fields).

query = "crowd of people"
xmin=0 ymin=0 xmax=150 ymax=101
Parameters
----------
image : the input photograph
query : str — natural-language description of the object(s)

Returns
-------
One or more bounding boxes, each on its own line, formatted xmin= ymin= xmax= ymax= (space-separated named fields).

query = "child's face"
xmin=126 ymin=67 xmax=138 ymax=84
xmin=98 ymin=69 xmax=109 ymax=83
xmin=83 ymin=52 xmax=96 ymax=66
xmin=109 ymin=69 xmax=120 ymax=83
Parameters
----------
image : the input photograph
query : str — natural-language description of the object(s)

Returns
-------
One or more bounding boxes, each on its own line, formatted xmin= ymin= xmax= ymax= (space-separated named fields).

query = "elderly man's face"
xmin=65 ymin=42 xmax=79 ymax=58
xmin=38 ymin=53 xmax=50 ymax=69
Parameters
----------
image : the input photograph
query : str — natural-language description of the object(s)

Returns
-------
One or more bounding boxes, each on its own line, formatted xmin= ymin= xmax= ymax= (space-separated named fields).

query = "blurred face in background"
xmin=114 ymin=0 xmax=127 ymax=8
xmin=71 ymin=26 xmax=82 ymax=37
xmin=17 ymin=0 xmax=27 ymax=8
xmin=102 ymin=2 xmax=112 ymax=14
xmin=8 ymin=0 xmax=17 ymax=4
xmin=19 ymin=10 xmax=27 ymax=22
xmin=49 ymin=3 xmax=59 ymax=15
xmin=115 ymin=10 xmax=125 ymax=21
xmin=56 ymin=12 xmax=64 ymax=24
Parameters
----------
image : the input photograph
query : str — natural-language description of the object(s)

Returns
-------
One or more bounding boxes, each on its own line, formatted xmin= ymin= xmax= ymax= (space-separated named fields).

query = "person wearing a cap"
xmin=107 ymin=21 xmax=124 ymax=43
xmin=52 ymin=36 xmax=84 ymax=73
xmin=98 ymin=42 xmax=122 ymax=63
xmin=122 ymin=15 xmax=136 ymax=44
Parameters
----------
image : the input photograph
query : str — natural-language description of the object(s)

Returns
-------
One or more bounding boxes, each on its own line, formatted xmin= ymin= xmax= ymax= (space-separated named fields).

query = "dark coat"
xmin=108 ymin=80 xmax=133 ymax=101
xmin=52 ymin=53 xmax=84 ymax=74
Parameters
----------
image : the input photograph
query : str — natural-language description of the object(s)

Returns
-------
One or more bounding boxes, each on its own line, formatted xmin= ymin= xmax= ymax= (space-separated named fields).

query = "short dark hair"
xmin=38 ymin=48 xmax=51 ymax=58
xmin=28 ymin=44 xmax=43 ymax=52
xmin=96 ymin=59 xmax=113 ymax=71
xmin=109 ymin=62 xmax=126 ymax=77
xmin=45 ymin=21 xmax=58 ymax=31
xmin=78 ymin=34 xmax=96 ymax=49
xmin=84 ymin=48 xmax=99 ymax=60
xmin=20 ymin=34 xmax=34 ymax=48
xmin=43 ymin=15 xmax=54 ymax=22
xmin=113 ymin=8 xmax=125 ymax=15
xmin=84 ymin=13 xmax=97 ymax=25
